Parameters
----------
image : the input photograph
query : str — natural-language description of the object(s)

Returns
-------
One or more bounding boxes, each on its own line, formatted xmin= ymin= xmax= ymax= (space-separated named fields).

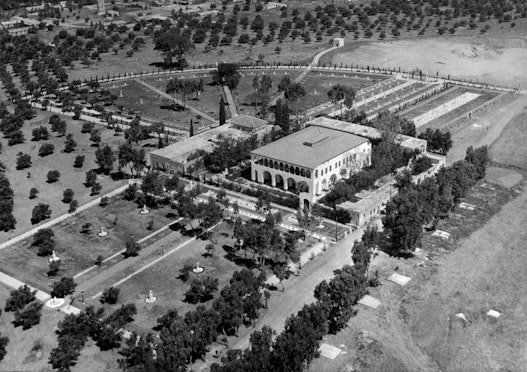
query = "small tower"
xmin=97 ymin=0 xmax=105 ymax=15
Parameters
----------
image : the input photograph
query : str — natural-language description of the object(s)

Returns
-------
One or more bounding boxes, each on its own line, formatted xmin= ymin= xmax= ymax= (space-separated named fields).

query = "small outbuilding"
xmin=333 ymin=38 xmax=345 ymax=48
xmin=228 ymin=114 xmax=268 ymax=133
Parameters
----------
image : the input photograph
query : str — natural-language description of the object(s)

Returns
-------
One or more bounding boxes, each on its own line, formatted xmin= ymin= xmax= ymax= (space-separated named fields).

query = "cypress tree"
xmin=219 ymin=96 xmax=226 ymax=125
xmin=189 ymin=119 xmax=194 ymax=137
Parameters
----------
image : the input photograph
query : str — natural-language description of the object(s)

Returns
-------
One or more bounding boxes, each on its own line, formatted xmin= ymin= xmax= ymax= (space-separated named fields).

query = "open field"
xmin=0 ymin=111 xmax=128 ymax=243
xmin=0 ymin=196 xmax=174 ymax=291
xmin=104 ymin=79 xmax=201 ymax=129
xmin=139 ymin=73 xmax=228 ymax=121
xmin=489 ymin=110 xmax=527 ymax=170
xmin=324 ymin=36 xmax=527 ymax=88
xmin=0 ymin=282 xmax=119 ymax=372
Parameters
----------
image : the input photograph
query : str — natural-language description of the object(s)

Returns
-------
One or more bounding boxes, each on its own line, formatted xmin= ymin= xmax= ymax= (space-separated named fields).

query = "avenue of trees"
xmin=383 ymin=145 xmax=489 ymax=255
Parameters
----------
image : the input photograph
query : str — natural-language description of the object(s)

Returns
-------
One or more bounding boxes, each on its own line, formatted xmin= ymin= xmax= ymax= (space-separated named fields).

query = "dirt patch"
xmin=326 ymin=37 xmax=527 ymax=88
xmin=485 ymin=167 xmax=523 ymax=189
xmin=489 ymin=110 xmax=527 ymax=169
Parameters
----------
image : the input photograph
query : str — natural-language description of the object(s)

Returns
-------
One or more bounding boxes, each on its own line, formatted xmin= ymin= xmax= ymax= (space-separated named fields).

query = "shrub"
xmin=38 ymin=143 xmax=55 ymax=157
xmin=64 ymin=134 xmax=77 ymax=153
xmin=124 ymin=240 xmax=140 ymax=257
xmin=69 ymin=200 xmax=78 ymax=213
xmin=16 ymin=153 xmax=32 ymax=170
xmin=48 ymin=260 xmax=61 ymax=276
xmin=29 ymin=187 xmax=39 ymax=199
xmin=51 ymin=277 xmax=76 ymax=298
xmin=73 ymin=155 xmax=85 ymax=168
xmin=62 ymin=189 xmax=74 ymax=203
xmin=13 ymin=302 xmax=43 ymax=330
xmin=5 ymin=285 xmax=36 ymax=312
xmin=31 ymin=204 xmax=52 ymax=224
xmin=91 ymin=182 xmax=102 ymax=195
xmin=81 ymin=122 xmax=94 ymax=133
xmin=100 ymin=287 xmax=120 ymax=304
xmin=47 ymin=170 xmax=60 ymax=183
xmin=178 ymin=264 xmax=194 ymax=282
xmin=95 ymin=255 xmax=104 ymax=266
xmin=99 ymin=196 xmax=109 ymax=207
xmin=32 ymin=228 xmax=55 ymax=256
xmin=185 ymin=276 xmax=219 ymax=303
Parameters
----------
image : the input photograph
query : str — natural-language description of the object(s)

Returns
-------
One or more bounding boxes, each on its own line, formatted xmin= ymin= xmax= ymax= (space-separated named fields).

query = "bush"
xmin=81 ymin=122 xmax=94 ymax=133
xmin=38 ymin=143 xmax=55 ymax=157
xmin=31 ymin=204 xmax=52 ymax=224
xmin=99 ymin=196 xmax=109 ymax=207
xmin=29 ymin=187 xmax=39 ymax=199
xmin=73 ymin=155 xmax=85 ymax=168
xmin=51 ymin=277 xmax=76 ymax=298
xmin=185 ymin=276 xmax=219 ymax=303
xmin=124 ymin=240 xmax=140 ymax=257
xmin=0 ymin=333 xmax=7 ymax=362
xmin=13 ymin=302 xmax=43 ymax=330
xmin=47 ymin=170 xmax=60 ymax=183
xmin=95 ymin=255 xmax=104 ymax=266
xmin=91 ymin=182 xmax=102 ymax=195
xmin=32 ymin=228 xmax=55 ymax=256
xmin=48 ymin=260 xmax=61 ymax=276
xmin=62 ymin=188 xmax=74 ymax=203
xmin=69 ymin=200 xmax=78 ymax=213
xmin=5 ymin=285 xmax=36 ymax=312
xmin=178 ymin=264 xmax=194 ymax=282
xmin=100 ymin=287 xmax=120 ymax=304
xmin=16 ymin=153 xmax=32 ymax=170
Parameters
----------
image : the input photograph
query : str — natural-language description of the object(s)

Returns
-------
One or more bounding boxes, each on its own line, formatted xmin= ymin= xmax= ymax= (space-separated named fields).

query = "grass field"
xmin=0 ymin=196 xmax=174 ymax=292
xmin=139 ymin=72 xmax=229 ymax=121
xmin=489 ymin=111 xmax=527 ymax=170
xmin=0 ymin=111 xmax=128 ymax=243
xmin=0 ymin=282 xmax=120 ymax=372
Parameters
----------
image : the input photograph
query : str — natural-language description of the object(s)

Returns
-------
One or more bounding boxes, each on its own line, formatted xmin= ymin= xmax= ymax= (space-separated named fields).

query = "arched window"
xmin=285 ymin=164 xmax=289 ymax=172
xmin=264 ymin=159 xmax=268 ymax=167
xmin=274 ymin=161 xmax=279 ymax=169
xmin=269 ymin=161 xmax=274 ymax=169
xmin=295 ymin=167 xmax=300 ymax=175
xmin=300 ymin=169 xmax=305 ymax=177
xmin=315 ymin=170 xmax=318 ymax=177
xmin=280 ymin=162 xmax=284 ymax=171
xmin=306 ymin=170 xmax=311 ymax=178
xmin=258 ymin=158 xmax=264 ymax=165
xmin=290 ymin=166 xmax=295 ymax=174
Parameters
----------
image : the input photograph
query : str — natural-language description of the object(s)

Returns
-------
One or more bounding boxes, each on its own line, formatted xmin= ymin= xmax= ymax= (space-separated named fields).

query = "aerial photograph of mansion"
xmin=0 ymin=0 xmax=525 ymax=371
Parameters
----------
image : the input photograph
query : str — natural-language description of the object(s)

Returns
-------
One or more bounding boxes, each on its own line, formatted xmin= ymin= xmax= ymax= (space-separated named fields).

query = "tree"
xmin=64 ymin=133 xmax=77 ymax=153
xmin=48 ymin=259 xmax=61 ymax=276
xmin=141 ymin=171 xmax=165 ymax=199
xmin=465 ymin=145 xmax=488 ymax=180
xmin=91 ymin=182 xmax=102 ymax=195
xmin=185 ymin=276 xmax=219 ymax=303
xmin=16 ymin=152 xmax=32 ymax=170
xmin=29 ymin=187 xmax=39 ymax=199
xmin=275 ymin=99 xmax=290 ymax=134
xmin=95 ymin=144 xmax=114 ymax=175
xmin=57 ymin=188 xmax=73 ymax=205
xmin=189 ymin=118 xmax=194 ymax=137
xmin=51 ymin=277 xmax=76 ymax=298
xmin=154 ymin=29 xmax=194 ymax=66
xmin=0 ymin=333 xmax=7 ymax=362
xmin=205 ymin=243 xmax=216 ymax=257
xmin=38 ymin=143 xmax=55 ymax=156
xmin=74 ymin=155 xmax=85 ymax=168
xmin=14 ymin=301 xmax=43 ymax=330
xmin=272 ymin=265 xmax=289 ymax=292
xmin=0 ymin=174 xmax=15 ymax=232
xmin=213 ymin=63 xmax=240 ymax=89
xmin=100 ymin=287 xmax=120 ymax=304
xmin=90 ymin=130 xmax=101 ymax=146
xmin=69 ymin=200 xmax=78 ymax=213
xmin=118 ymin=143 xmax=146 ymax=177
xmin=85 ymin=170 xmax=97 ymax=187
xmin=327 ymin=84 xmax=356 ymax=117
xmin=32 ymin=126 xmax=50 ymax=141
xmin=47 ymin=170 xmax=60 ymax=183
xmin=124 ymin=239 xmax=140 ymax=257
xmin=31 ymin=204 xmax=52 ymax=224
xmin=382 ymin=188 xmax=425 ymax=256
xmin=5 ymin=285 xmax=36 ymax=312
xmin=219 ymin=96 xmax=226 ymax=125
xmin=119 ymin=332 xmax=156 ymax=371
xmin=314 ymin=265 xmax=366 ymax=334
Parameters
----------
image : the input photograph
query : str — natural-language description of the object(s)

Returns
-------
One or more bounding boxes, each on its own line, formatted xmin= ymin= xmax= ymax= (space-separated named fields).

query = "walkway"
xmin=134 ymin=78 xmax=217 ymax=124
xmin=0 ymin=180 xmax=137 ymax=250
xmin=223 ymin=85 xmax=238 ymax=117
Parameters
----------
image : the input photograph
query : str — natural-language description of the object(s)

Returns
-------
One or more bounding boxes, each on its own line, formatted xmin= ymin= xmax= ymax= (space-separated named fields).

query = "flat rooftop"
xmin=150 ymin=124 xmax=245 ymax=161
xmin=307 ymin=117 xmax=427 ymax=151
xmin=251 ymin=126 xmax=368 ymax=169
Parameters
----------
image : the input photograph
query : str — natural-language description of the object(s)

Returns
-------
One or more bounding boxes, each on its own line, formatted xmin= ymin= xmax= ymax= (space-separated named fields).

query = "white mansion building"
xmin=250 ymin=124 xmax=372 ymax=210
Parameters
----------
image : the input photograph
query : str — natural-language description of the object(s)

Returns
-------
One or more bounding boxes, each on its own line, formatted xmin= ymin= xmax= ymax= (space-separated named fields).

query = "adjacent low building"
xmin=228 ymin=114 xmax=268 ymax=134
xmin=250 ymin=125 xmax=371 ymax=210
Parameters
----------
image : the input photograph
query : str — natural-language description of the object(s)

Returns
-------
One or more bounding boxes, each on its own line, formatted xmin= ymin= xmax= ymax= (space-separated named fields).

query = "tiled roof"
xmin=251 ymin=126 xmax=368 ymax=169
xmin=229 ymin=114 xmax=268 ymax=129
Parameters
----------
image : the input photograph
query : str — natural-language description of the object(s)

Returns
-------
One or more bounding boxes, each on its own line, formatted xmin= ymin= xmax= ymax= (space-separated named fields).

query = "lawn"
xmin=0 ymin=196 xmax=175 ymax=292
xmin=140 ymin=73 xmax=230 ymax=121
xmin=0 ymin=111 xmax=128 ymax=243
xmin=489 ymin=110 xmax=527 ymax=170
xmin=90 ymin=222 xmax=244 ymax=331
xmin=0 ymin=282 xmax=120 ymax=372
xmin=103 ymin=79 xmax=200 ymax=131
